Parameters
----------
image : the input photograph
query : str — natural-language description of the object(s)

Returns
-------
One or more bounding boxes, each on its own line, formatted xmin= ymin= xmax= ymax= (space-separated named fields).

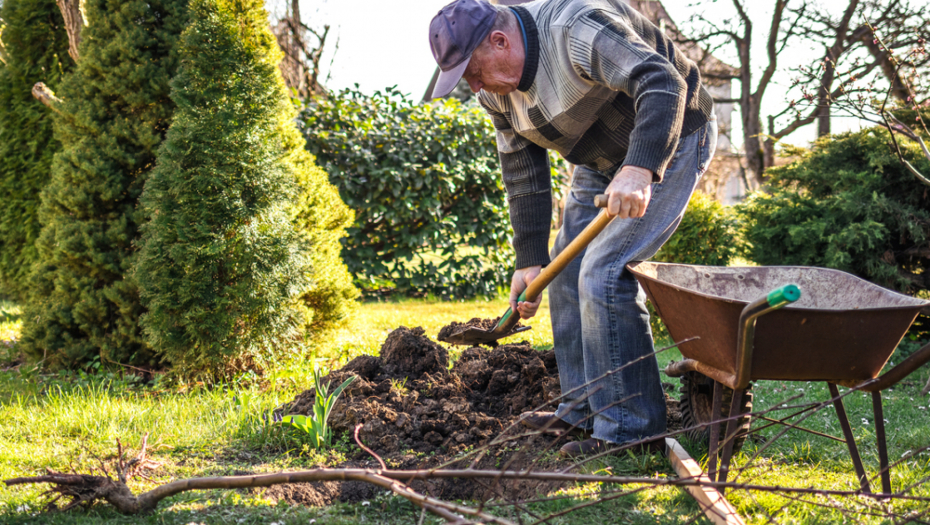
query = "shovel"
xmin=440 ymin=194 xmax=614 ymax=346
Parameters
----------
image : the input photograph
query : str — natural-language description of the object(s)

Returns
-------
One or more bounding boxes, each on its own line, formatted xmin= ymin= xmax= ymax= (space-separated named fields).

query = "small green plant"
xmin=389 ymin=377 xmax=409 ymax=395
xmin=278 ymin=369 xmax=356 ymax=449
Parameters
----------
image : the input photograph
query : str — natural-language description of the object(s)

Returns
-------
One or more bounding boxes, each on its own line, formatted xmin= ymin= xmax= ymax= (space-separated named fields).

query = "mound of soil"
xmin=279 ymin=326 xmax=560 ymax=456
xmin=268 ymin=325 xmax=681 ymax=507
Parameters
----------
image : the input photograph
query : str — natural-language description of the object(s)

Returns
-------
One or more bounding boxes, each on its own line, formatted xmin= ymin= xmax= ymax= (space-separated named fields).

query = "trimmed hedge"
xmin=737 ymin=127 xmax=929 ymax=294
xmin=20 ymin=0 xmax=188 ymax=369
xmin=300 ymin=87 xmax=517 ymax=298
xmin=135 ymin=0 xmax=356 ymax=380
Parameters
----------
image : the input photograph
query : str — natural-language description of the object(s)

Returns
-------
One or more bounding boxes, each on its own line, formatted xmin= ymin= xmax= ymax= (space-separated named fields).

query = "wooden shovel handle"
xmin=523 ymin=194 xmax=612 ymax=302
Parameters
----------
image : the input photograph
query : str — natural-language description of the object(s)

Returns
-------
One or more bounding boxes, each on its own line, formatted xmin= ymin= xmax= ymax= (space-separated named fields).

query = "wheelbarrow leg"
xmin=707 ymin=380 xmax=723 ymax=481
xmin=716 ymin=387 xmax=746 ymax=492
xmin=872 ymin=391 xmax=892 ymax=496
xmin=828 ymin=383 xmax=871 ymax=494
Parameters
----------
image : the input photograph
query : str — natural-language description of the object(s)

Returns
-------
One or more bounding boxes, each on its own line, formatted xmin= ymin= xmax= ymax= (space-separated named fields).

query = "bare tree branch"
xmin=271 ymin=3 xmax=334 ymax=98
xmin=31 ymin=82 xmax=63 ymax=113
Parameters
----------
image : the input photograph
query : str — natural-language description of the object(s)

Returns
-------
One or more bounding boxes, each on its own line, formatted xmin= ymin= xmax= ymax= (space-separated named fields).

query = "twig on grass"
xmin=8 ymin=459 xmax=930 ymax=519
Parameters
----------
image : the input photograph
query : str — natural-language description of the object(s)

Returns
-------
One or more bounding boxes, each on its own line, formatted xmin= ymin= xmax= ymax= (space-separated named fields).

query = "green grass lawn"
xmin=1 ymin=296 xmax=929 ymax=524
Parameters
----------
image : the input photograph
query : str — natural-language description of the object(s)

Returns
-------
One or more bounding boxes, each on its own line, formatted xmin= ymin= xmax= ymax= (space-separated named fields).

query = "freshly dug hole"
xmin=270 ymin=326 xmax=681 ymax=506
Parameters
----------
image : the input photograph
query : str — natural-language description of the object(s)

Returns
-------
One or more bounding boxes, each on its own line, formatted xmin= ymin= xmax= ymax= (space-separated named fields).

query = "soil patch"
xmin=268 ymin=326 xmax=681 ymax=507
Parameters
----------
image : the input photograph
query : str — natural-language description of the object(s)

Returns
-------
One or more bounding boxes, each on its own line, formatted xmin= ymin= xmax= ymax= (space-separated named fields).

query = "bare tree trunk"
xmin=763 ymin=115 xmax=776 ymax=170
xmin=733 ymin=14 xmax=764 ymax=186
xmin=743 ymin=116 xmax=763 ymax=183
xmin=816 ymin=0 xmax=859 ymax=137
xmin=56 ymin=0 xmax=86 ymax=63
xmin=736 ymin=0 xmax=788 ymax=185
xmin=271 ymin=6 xmax=332 ymax=98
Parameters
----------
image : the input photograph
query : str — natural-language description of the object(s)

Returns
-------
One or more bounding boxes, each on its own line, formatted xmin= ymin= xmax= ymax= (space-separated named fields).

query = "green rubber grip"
xmin=498 ymin=290 xmax=528 ymax=328
xmin=767 ymin=284 xmax=801 ymax=307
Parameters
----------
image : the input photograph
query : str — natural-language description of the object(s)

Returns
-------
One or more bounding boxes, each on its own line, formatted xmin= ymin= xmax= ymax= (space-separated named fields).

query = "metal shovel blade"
xmin=439 ymin=325 xmax=532 ymax=346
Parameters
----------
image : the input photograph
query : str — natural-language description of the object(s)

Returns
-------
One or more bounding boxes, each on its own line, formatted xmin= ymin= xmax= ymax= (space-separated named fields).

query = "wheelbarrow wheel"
xmin=678 ymin=371 xmax=752 ymax=453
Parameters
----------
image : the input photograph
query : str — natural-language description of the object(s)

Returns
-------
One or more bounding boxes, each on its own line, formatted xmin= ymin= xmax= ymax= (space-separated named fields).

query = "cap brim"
xmin=430 ymin=58 xmax=471 ymax=99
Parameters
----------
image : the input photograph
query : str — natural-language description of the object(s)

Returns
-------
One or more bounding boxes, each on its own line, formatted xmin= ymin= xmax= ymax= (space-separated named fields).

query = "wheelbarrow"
xmin=627 ymin=261 xmax=930 ymax=495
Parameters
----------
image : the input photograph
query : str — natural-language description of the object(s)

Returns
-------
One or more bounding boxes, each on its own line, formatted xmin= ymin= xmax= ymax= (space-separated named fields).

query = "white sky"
xmin=267 ymin=0 xmax=875 ymax=151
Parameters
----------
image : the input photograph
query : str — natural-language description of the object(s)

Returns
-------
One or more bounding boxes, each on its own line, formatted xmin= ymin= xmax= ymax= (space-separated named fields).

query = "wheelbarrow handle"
xmin=496 ymin=194 xmax=612 ymax=330
xmin=734 ymin=284 xmax=802 ymax=389
xmin=767 ymin=284 xmax=800 ymax=307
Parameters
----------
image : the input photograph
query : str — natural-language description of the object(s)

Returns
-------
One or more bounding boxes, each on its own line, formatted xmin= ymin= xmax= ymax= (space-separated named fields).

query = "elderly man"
xmin=428 ymin=0 xmax=717 ymax=457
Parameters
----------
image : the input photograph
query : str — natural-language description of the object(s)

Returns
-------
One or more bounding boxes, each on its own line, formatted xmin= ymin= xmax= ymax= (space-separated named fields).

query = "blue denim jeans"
xmin=549 ymin=117 xmax=717 ymax=444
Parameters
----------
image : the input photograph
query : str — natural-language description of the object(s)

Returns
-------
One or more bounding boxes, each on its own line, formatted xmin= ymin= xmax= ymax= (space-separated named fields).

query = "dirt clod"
xmin=379 ymin=326 xmax=449 ymax=378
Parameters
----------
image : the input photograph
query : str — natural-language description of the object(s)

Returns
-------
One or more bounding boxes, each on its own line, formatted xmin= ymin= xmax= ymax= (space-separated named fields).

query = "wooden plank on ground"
xmin=665 ymin=438 xmax=746 ymax=525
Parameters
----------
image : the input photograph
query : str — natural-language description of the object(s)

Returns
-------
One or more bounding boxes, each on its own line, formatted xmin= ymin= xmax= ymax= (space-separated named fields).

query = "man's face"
xmin=462 ymin=38 xmax=519 ymax=96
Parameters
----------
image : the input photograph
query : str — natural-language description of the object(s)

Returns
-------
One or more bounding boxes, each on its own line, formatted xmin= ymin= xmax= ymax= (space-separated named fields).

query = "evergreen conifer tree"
xmin=135 ymin=0 xmax=356 ymax=379
xmin=0 ymin=0 xmax=71 ymax=300
xmin=20 ymin=0 xmax=187 ymax=368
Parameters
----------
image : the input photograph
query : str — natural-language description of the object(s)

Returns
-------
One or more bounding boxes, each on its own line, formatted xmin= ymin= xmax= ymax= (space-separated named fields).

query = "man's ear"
xmin=488 ymin=30 xmax=509 ymax=51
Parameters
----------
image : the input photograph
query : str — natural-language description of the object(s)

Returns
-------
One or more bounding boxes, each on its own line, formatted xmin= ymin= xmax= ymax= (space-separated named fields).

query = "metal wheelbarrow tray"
xmin=628 ymin=261 xmax=930 ymax=496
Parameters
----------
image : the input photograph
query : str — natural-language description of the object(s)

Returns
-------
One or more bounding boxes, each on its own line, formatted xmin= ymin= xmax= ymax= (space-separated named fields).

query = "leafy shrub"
xmin=19 ymin=0 xmax=188 ymax=369
xmin=300 ymin=87 xmax=518 ymax=298
xmin=136 ymin=0 xmax=355 ymax=380
xmin=652 ymin=190 xmax=739 ymax=266
xmin=0 ymin=0 xmax=72 ymax=300
xmin=737 ymin=126 xmax=930 ymax=338
xmin=287 ymin=135 xmax=360 ymax=338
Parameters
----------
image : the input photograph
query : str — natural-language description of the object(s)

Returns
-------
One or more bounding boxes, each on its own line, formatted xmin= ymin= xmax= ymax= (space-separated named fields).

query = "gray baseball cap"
xmin=428 ymin=0 xmax=499 ymax=99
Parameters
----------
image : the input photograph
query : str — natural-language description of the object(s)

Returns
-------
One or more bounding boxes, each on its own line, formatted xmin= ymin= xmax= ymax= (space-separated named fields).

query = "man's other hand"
xmin=510 ymin=265 xmax=543 ymax=319
xmin=606 ymin=165 xmax=653 ymax=219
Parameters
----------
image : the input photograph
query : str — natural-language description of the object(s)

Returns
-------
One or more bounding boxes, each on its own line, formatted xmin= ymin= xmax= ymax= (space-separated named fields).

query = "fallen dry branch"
xmin=3 ymin=431 xmax=515 ymax=525
xmin=9 ymin=465 xmax=930 ymax=513
xmin=5 ymin=468 xmax=520 ymax=524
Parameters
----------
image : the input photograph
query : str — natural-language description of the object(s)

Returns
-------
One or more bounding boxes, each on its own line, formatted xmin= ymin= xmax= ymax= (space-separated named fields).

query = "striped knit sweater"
xmin=479 ymin=0 xmax=714 ymax=269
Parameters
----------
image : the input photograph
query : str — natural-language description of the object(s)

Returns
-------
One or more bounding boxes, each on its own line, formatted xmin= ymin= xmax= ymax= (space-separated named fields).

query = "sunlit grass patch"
xmin=0 ymin=300 xmax=21 ymax=366
xmin=0 ymin=294 xmax=928 ymax=524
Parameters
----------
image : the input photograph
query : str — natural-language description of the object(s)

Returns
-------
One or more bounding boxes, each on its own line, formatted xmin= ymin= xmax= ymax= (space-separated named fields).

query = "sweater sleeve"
xmin=567 ymin=9 xmax=687 ymax=182
xmin=480 ymin=96 xmax=552 ymax=269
